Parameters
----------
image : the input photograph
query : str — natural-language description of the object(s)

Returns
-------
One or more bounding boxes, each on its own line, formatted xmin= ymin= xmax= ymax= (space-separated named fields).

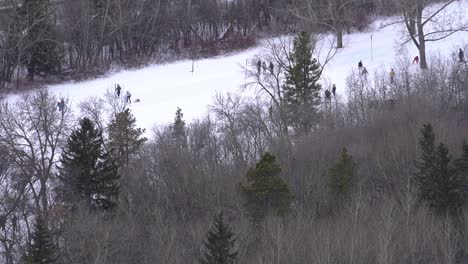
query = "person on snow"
xmin=325 ymin=89 xmax=331 ymax=101
xmin=257 ymin=59 xmax=262 ymax=75
xmin=459 ymin=48 xmax=465 ymax=63
xmin=115 ymin=84 xmax=122 ymax=97
xmin=332 ymin=84 xmax=336 ymax=97
xmin=126 ymin=91 xmax=132 ymax=103
xmin=413 ymin=56 xmax=419 ymax=64
xmin=390 ymin=68 xmax=395 ymax=83
xmin=262 ymin=61 xmax=267 ymax=74
xmin=269 ymin=61 xmax=274 ymax=74
xmin=57 ymin=98 xmax=65 ymax=112
xmin=358 ymin=60 xmax=363 ymax=72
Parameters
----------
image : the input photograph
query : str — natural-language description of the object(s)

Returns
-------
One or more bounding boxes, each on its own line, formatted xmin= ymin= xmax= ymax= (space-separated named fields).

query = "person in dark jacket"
xmin=57 ymin=98 xmax=65 ymax=112
xmin=332 ymin=84 xmax=336 ymax=97
xmin=257 ymin=59 xmax=262 ymax=75
xmin=413 ymin=56 xmax=419 ymax=64
xmin=459 ymin=48 xmax=465 ymax=63
xmin=115 ymin=84 xmax=122 ymax=97
xmin=325 ymin=89 xmax=331 ymax=101
xmin=269 ymin=61 xmax=274 ymax=74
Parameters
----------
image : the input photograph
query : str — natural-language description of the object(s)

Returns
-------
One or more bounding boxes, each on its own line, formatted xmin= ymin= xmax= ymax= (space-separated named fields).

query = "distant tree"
xmin=19 ymin=0 xmax=61 ymax=80
xmin=23 ymin=216 xmax=57 ymax=264
xmin=199 ymin=212 xmax=238 ymax=264
xmin=241 ymin=152 xmax=294 ymax=220
xmin=283 ymin=31 xmax=322 ymax=135
xmin=328 ymin=147 xmax=358 ymax=199
xmin=58 ymin=118 xmax=120 ymax=210
xmin=108 ymin=108 xmax=147 ymax=168
xmin=171 ymin=107 xmax=187 ymax=149
xmin=415 ymin=124 xmax=468 ymax=217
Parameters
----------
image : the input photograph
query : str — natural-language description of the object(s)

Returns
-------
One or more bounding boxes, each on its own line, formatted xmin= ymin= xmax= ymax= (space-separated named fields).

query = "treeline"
xmin=0 ymin=0 xmax=288 ymax=89
xmin=0 ymin=0 xmax=413 ymax=90
xmin=0 ymin=31 xmax=468 ymax=263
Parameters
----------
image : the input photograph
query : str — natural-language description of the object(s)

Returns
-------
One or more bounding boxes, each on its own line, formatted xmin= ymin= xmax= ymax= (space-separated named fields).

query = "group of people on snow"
xmin=57 ymin=98 xmax=65 ymax=112
xmin=355 ymin=48 xmax=465 ymax=87
xmin=324 ymin=84 xmax=337 ymax=102
xmin=257 ymin=59 xmax=275 ymax=75
xmin=115 ymin=84 xmax=133 ymax=103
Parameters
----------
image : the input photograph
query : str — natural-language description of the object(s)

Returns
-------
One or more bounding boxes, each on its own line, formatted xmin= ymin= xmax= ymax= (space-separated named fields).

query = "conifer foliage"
xmin=108 ymin=108 xmax=147 ymax=167
xmin=171 ymin=107 xmax=187 ymax=149
xmin=283 ymin=31 xmax=322 ymax=134
xmin=415 ymin=124 xmax=468 ymax=217
xmin=19 ymin=0 xmax=61 ymax=80
xmin=199 ymin=212 xmax=238 ymax=264
xmin=58 ymin=117 xmax=120 ymax=210
xmin=328 ymin=147 xmax=357 ymax=198
xmin=23 ymin=216 xmax=57 ymax=264
xmin=241 ymin=153 xmax=294 ymax=220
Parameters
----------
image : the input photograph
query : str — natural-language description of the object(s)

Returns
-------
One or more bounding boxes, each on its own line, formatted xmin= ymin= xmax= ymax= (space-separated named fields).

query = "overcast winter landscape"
xmin=1 ymin=0 xmax=468 ymax=263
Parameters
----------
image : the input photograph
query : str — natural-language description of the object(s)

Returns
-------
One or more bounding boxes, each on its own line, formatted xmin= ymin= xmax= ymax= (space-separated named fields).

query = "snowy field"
xmin=7 ymin=0 xmax=468 ymax=134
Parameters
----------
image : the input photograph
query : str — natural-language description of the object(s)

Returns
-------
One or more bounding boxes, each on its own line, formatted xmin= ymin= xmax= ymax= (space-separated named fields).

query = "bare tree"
xmin=0 ymin=90 xmax=72 ymax=220
xmin=289 ymin=0 xmax=370 ymax=48
xmin=393 ymin=0 xmax=468 ymax=69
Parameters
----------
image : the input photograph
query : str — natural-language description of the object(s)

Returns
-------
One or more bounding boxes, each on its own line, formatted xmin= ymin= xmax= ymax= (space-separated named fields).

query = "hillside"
xmin=6 ymin=0 xmax=468 ymax=134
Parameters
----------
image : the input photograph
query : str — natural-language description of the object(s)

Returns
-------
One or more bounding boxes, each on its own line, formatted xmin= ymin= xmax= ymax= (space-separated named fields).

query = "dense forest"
xmin=0 ymin=0 xmax=392 ymax=89
xmin=1 ymin=0 xmax=468 ymax=264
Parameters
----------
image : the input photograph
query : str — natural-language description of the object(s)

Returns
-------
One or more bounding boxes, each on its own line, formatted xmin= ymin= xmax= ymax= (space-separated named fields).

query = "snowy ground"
xmin=6 ymin=0 xmax=468 ymax=134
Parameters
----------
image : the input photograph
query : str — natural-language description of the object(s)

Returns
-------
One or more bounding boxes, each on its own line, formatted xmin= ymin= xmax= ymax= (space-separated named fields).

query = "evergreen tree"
xmin=241 ymin=153 xmax=294 ymax=220
xmin=171 ymin=107 xmax=187 ymax=149
xmin=199 ymin=212 xmax=238 ymax=264
xmin=283 ymin=31 xmax=322 ymax=134
xmin=58 ymin=118 xmax=120 ymax=210
xmin=19 ymin=0 xmax=61 ymax=80
xmin=108 ymin=108 xmax=147 ymax=168
xmin=23 ymin=216 xmax=56 ymax=264
xmin=328 ymin=148 xmax=357 ymax=198
xmin=415 ymin=124 xmax=468 ymax=217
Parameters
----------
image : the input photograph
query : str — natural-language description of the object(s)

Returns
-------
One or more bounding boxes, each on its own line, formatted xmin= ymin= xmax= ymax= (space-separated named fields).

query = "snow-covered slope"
xmin=7 ymin=0 xmax=468 ymax=133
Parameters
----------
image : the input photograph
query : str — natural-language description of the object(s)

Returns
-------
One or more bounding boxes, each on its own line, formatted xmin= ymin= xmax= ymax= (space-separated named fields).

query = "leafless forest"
xmin=0 ymin=0 xmax=468 ymax=264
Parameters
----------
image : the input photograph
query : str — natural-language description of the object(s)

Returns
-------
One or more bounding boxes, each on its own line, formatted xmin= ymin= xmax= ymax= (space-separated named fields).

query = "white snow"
xmin=6 ymin=0 xmax=468 ymax=134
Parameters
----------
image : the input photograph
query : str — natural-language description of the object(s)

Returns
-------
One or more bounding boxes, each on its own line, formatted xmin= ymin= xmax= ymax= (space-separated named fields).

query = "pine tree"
xmin=241 ymin=153 xmax=294 ymax=220
xmin=199 ymin=212 xmax=238 ymax=264
xmin=108 ymin=108 xmax=147 ymax=168
xmin=283 ymin=31 xmax=322 ymax=134
xmin=23 ymin=216 xmax=57 ymax=264
xmin=19 ymin=0 xmax=61 ymax=80
xmin=171 ymin=107 xmax=187 ymax=149
xmin=58 ymin=118 xmax=120 ymax=210
xmin=328 ymin=148 xmax=357 ymax=198
xmin=415 ymin=124 xmax=468 ymax=217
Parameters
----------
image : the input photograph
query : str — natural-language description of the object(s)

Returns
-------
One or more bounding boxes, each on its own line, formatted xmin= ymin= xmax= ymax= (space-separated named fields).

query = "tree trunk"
xmin=415 ymin=5 xmax=427 ymax=70
xmin=416 ymin=12 xmax=427 ymax=69
xmin=336 ymin=27 xmax=344 ymax=49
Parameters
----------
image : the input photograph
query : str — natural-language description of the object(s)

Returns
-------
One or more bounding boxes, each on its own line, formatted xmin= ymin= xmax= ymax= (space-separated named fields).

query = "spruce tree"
xmin=171 ymin=107 xmax=187 ymax=149
xmin=415 ymin=124 xmax=468 ymax=217
xmin=19 ymin=0 xmax=61 ymax=80
xmin=283 ymin=31 xmax=322 ymax=134
xmin=328 ymin=148 xmax=357 ymax=199
xmin=58 ymin=117 xmax=119 ymax=210
xmin=241 ymin=153 xmax=294 ymax=220
xmin=23 ymin=216 xmax=57 ymax=264
xmin=108 ymin=108 xmax=147 ymax=168
xmin=199 ymin=212 xmax=238 ymax=264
